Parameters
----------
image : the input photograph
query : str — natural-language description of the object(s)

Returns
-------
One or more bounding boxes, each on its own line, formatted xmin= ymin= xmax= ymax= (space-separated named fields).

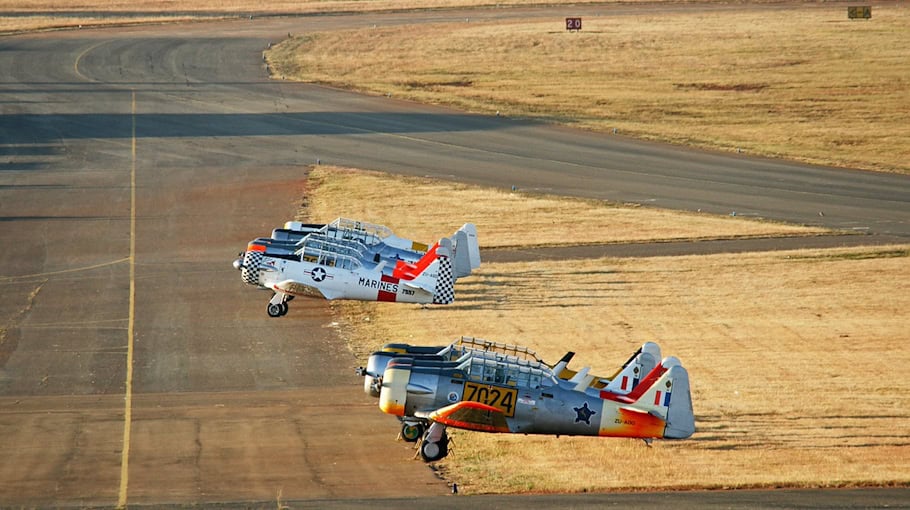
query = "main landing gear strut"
xmin=267 ymin=294 xmax=293 ymax=317
xmin=417 ymin=423 xmax=449 ymax=462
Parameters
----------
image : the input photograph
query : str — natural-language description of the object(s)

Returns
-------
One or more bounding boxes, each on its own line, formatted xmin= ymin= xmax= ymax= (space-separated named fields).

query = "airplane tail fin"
xmin=600 ymin=356 xmax=695 ymax=439
xmin=633 ymin=357 xmax=695 ymax=438
xmin=392 ymin=240 xmax=439 ymax=281
xmin=431 ymin=238 xmax=455 ymax=304
xmin=604 ymin=342 xmax=661 ymax=394
xmin=452 ymin=223 xmax=480 ymax=278
xmin=392 ymin=237 xmax=455 ymax=304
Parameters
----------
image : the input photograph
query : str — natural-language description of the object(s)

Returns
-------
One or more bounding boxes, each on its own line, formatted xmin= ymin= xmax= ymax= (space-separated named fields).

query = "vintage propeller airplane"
xmin=360 ymin=337 xmax=661 ymax=402
xmin=234 ymin=220 xmax=479 ymax=317
xmin=368 ymin=340 xmax=694 ymax=462
xmin=235 ymin=233 xmax=468 ymax=317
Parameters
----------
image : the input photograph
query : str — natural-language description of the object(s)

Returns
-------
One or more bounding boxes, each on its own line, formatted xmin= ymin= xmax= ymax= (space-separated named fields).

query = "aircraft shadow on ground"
xmin=442 ymin=270 xmax=629 ymax=311
xmin=0 ymin=111 xmax=538 ymax=144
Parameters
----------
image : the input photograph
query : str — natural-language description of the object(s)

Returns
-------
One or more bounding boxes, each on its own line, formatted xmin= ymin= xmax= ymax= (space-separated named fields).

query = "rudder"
xmin=663 ymin=364 xmax=695 ymax=439
xmin=432 ymin=237 xmax=455 ymax=304
xmin=452 ymin=223 xmax=480 ymax=278
xmin=634 ymin=357 xmax=695 ymax=439
xmin=604 ymin=341 xmax=661 ymax=394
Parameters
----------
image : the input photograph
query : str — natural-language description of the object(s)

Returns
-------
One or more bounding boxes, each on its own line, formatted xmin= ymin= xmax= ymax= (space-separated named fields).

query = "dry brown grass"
xmin=269 ymin=6 xmax=910 ymax=173
xmin=0 ymin=0 xmax=604 ymax=10
xmin=303 ymin=165 xmax=826 ymax=249
xmin=0 ymin=0 xmax=644 ymax=34
xmin=307 ymin=166 xmax=910 ymax=493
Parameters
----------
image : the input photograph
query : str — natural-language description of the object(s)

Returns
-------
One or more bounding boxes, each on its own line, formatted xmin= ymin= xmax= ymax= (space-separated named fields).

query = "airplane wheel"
xmin=419 ymin=432 xmax=449 ymax=462
xmin=267 ymin=303 xmax=283 ymax=317
xmin=401 ymin=423 xmax=424 ymax=443
xmin=279 ymin=303 xmax=289 ymax=316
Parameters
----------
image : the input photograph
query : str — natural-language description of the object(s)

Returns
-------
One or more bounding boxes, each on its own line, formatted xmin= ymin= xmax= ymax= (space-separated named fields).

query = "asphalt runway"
xmin=1 ymin=5 xmax=908 ymax=509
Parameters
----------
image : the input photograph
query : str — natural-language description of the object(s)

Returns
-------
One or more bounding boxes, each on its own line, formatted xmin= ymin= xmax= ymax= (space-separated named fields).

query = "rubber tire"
xmin=279 ymin=302 xmax=289 ymax=316
xmin=419 ymin=433 xmax=449 ymax=462
xmin=401 ymin=423 xmax=424 ymax=443
xmin=267 ymin=303 xmax=283 ymax=317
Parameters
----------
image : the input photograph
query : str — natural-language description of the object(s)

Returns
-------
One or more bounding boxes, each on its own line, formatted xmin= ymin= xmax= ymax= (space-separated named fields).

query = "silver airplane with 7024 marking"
xmin=365 ymin=340 xmax=694 ymax=461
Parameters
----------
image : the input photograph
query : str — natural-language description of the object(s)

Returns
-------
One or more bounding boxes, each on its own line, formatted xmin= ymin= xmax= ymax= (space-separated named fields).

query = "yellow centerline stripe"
xmin=117 ymin=90 xmax=137 ymax=509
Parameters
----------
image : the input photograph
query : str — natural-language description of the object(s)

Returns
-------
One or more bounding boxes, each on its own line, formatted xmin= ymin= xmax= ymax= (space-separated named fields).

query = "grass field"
xmin=0 ymin=0 xmax=643 ymax=33
xmin=306 ymin=166 xmax=910 ymax=494
xmin=268 ymin=5 xmax=910 ymax=173
xmin=301 ymin=166 xmax=827 ymax=249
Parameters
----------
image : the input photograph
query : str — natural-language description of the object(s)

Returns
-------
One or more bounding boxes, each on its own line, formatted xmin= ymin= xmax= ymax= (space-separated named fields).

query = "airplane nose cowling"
xmin=379 ymin=362 xmax=411 ymax=417
xmin=239 ymin=250 xmax=263 ymax=285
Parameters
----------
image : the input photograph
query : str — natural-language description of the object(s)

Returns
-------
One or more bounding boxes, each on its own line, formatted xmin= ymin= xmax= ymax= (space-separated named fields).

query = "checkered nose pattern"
xmin=432 ymin=256 xmax=455 ymax=305
xmin=241 ymin=250 xmax=264 ymax=285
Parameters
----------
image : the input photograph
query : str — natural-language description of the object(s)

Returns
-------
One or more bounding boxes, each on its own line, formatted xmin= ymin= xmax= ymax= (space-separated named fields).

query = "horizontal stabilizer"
xmin=552 ymin=351 xmax=575 ymax=379
xmin=567 ymin=366 xmax=590 ymax=385
xmin=573 ymin=373 xmax=596 ymax=392
xmin=401 ymin=279 xmax=435 ymax=295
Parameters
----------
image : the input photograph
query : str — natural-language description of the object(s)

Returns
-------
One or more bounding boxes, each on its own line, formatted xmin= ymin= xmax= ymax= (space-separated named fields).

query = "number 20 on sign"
xmin=566 ymin=17 xmax=582 ymax=31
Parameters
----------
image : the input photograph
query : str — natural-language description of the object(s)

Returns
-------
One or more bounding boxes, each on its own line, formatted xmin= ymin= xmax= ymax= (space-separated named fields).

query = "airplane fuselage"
xmin=259 ymin=255 xmax=439 ymax=303
xmin=383 ymin=363 xmax=678 ymax=438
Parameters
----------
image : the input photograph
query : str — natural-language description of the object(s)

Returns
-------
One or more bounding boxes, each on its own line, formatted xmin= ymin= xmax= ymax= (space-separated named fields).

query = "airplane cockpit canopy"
xmin=458 ymin=352 xmax=555 ymax=390
xmin=295 ymin=234 xmax=366 ymax=270
xmin=325 ymin=218 xmax=393 ymax=247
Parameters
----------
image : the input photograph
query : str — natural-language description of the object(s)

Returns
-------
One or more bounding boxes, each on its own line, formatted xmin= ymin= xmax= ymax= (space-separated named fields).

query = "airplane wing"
xmin=273 ymin=279 xmax=340 ymax=300
xmin=415 ymin=401 xmax=510 ymax=433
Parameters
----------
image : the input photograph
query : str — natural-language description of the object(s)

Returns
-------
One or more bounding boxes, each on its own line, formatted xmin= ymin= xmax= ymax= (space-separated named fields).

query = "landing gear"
xmin=419 ymin=423 xmax=449 ymax=462
xmin=267 ymin=302 xmax=287 ymax=317
xmin=267 ymin=294 xmax=290 ymax=317
xmin=401 ymin=422 xmax=424 ymax=443
xmin=420 ymin=432 xmax=449 ymax=462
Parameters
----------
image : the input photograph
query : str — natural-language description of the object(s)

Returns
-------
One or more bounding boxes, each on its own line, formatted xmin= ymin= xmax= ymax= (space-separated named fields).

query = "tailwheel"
xmin=267 ymin=302 xmax=284 ymax=318
xmin=401 ymin=422 xmax=424 ymax=443
xmin=419 ymin=431 xmax=449 ymax=462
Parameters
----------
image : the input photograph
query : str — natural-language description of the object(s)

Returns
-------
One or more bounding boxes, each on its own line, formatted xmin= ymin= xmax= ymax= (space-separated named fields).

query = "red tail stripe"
xmin=392 ymin=241 xmax=439 ymax=280
xmin=600 ymin=363 xmax=668 ymax=403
